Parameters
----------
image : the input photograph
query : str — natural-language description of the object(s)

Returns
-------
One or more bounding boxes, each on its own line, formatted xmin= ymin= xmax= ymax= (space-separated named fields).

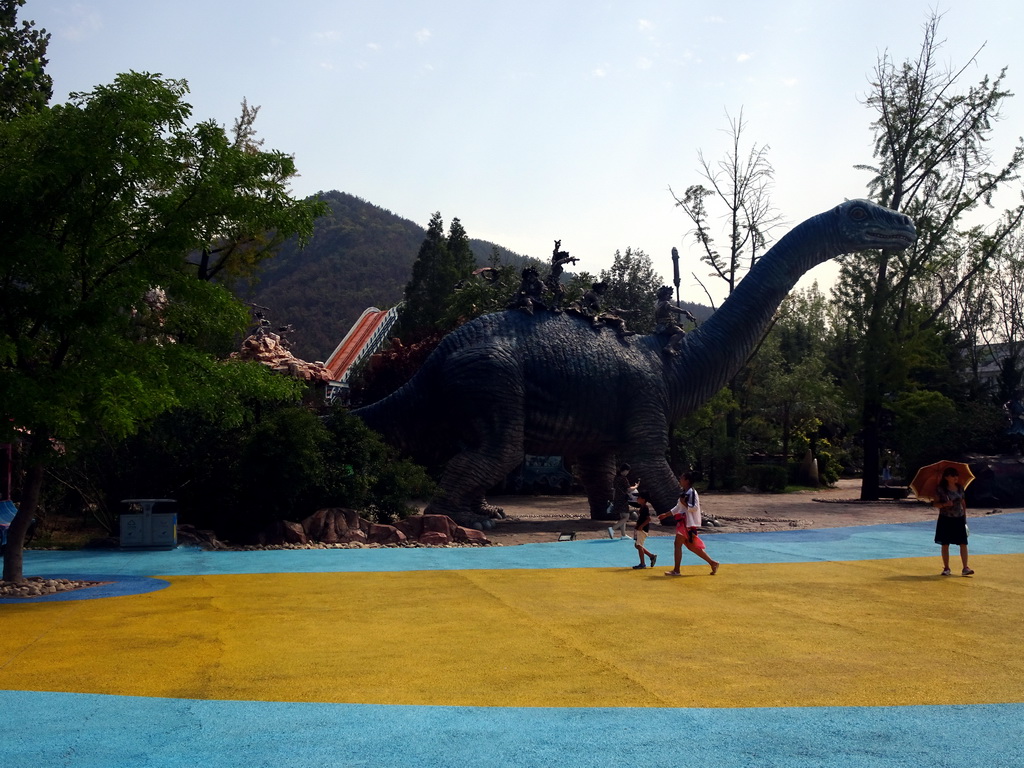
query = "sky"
xmin=27 ymin=0 xmax=1024 ymax=305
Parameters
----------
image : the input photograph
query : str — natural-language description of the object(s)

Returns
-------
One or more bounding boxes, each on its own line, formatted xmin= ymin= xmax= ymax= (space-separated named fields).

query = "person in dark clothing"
xmin=631 ymin=491 xmax=657 ymax=569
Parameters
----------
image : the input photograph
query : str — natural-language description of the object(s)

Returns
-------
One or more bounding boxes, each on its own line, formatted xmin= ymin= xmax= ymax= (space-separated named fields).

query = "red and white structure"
xmin=324 ymin=305 xmax=401 ymax=402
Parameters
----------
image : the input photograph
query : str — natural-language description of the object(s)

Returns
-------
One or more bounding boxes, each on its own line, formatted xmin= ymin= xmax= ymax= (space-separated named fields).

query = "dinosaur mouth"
xmin=867 ymin=229 xmax=917 ymax=248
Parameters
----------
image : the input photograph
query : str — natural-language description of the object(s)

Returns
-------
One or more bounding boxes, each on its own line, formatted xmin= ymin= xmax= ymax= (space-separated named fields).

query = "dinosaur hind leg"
xmin=423 ymin=351 xmax=524 ymax=524
xmin=426 ymin=443 xmax=522 ymax=524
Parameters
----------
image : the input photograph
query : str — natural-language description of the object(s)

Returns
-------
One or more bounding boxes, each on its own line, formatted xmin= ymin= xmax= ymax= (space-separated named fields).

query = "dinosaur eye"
xmin=849 ymin=205 xmax=868 ymax=221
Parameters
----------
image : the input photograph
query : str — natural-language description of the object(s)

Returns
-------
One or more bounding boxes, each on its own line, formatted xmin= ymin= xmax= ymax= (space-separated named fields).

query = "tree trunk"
xmin=860 ymin=397 xmax=882 ymax=501
xmin=2 ymin=458 xmax=44 ymax=583
xmin=858 ymin=253 xmax=890 ymax=502
xmin=781 ymin=402 xmax=791 ymax=472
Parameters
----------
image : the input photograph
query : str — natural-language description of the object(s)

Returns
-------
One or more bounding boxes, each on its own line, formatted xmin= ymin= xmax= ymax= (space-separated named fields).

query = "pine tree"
xmin=399 ymin=212 xmax=477 ymax=342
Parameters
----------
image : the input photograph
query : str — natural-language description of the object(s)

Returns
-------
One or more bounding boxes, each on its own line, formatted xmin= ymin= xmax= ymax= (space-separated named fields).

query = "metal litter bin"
xmin=120 ymin=498 xmax=177 ymax=548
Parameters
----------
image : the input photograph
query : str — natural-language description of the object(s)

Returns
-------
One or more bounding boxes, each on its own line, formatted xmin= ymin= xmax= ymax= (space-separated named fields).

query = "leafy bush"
xmin=815 ymin=443 xmax=842 ymax=486
xmin=321 ymin=408 xmax=435 ymax=522
xmin=48 ymin=391 xmax=436 ymax=541
xmin=744 ymin=464 xmax=788 ymax=492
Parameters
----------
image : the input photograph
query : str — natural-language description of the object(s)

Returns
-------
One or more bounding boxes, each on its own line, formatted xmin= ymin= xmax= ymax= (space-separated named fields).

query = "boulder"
xmin=362 ymin=522 xmax=408 ymax=546
xmin=176 ymin=524 xmax=226 ymax=549
xmin=230 ymin=329 xmax=332 ymax=383
xmin=454 ymin=527 xmax=489 ymax=545
xmin=263 ymin=520 xmax=308 ymax=545
xmin=259 ymin=508 xmax=488 ymax=546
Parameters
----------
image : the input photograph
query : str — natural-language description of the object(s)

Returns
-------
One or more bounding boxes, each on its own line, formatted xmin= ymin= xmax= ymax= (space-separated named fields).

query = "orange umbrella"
xmin=909 ymin=460 xmax=975 ymax=503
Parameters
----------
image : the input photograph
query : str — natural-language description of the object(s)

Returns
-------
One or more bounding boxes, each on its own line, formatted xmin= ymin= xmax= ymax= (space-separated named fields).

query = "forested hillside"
xmin=238 ymin=190 xmax=531 ymax=361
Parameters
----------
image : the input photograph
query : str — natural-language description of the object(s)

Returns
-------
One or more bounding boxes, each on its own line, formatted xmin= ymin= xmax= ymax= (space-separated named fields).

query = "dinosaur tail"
xmin=351 ymin=376 xmax=435 ymax=458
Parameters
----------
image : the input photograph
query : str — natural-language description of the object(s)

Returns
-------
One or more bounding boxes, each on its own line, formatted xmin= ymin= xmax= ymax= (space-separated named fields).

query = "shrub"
xmin=745 ymin=464 xmax=788 ymax=492
xmin=815 ymin=445 xmax=841 ymax=486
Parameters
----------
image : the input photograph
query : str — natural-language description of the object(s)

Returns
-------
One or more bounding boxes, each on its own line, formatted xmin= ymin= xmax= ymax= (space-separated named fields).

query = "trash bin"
xmin=120 ymin=499 xmax=177 ymax=548
xmin=1 ymin=499 xmax=17 ymax=554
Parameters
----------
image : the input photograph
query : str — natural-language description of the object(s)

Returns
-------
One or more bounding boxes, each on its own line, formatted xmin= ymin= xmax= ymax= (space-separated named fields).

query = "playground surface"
xmin=2 ymin=511 xmax=1023 ymax=767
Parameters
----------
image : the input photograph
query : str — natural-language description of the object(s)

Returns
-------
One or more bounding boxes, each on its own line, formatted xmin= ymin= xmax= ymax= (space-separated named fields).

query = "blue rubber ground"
xmin=3 ymin=513 xmax=1023 ymax=767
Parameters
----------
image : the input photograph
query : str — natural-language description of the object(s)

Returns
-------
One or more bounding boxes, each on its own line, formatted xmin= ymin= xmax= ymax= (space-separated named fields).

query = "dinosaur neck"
xmin=669 ymin=210 xmax=837 ymax=418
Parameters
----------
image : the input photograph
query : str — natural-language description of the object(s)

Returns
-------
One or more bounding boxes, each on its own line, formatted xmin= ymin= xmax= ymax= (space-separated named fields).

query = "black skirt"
xmin=934 ymin=514 xmax=968 ymax=546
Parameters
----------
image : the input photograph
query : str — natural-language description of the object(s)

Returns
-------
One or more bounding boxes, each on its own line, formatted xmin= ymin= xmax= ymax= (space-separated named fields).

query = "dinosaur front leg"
xmin=619 ymin=404 xmax=684 ymax=514
xmin=576 ymin=453 xmax=617 ymax=519
xmin=624 ymin=453 xmax=681 ymax=514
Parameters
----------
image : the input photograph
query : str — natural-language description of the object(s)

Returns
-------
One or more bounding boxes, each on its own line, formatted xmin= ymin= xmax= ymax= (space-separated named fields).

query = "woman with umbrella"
xmin=932 ymin=466 xmax=974 ymax=577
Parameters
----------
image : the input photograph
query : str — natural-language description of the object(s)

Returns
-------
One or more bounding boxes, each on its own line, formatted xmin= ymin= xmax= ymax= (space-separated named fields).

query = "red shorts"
xmin=677 ymin=527 xmax=706 ymax=550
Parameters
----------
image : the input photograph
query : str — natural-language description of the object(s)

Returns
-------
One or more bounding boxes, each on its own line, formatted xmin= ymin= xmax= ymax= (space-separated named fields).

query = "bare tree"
xmin=967 ymin=232 xmax=1024 ymax=403
xmin=670 ymin=108 xmax=784 ymax=304
xmin=669 ymin=109 xmax=783 ymax=488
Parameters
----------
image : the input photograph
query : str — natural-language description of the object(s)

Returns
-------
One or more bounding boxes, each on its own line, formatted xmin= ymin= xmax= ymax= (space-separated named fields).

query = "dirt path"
xmin=482 ymin=479 xmax=1019 ymax=545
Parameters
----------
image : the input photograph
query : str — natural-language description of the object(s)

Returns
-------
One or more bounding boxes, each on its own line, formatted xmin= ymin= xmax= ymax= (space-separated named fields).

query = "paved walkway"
xmin=3 ymin=515 xmax=1023 ymax=767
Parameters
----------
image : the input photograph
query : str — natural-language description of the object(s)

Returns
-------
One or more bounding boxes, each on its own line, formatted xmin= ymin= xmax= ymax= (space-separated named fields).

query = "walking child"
xmin=631 ymin=492 xmax=657 ymax=569
xmin=607 ymin=463 xmax=636 ymax=540
xmin=658 ymin=472 xmax=720 ymax=576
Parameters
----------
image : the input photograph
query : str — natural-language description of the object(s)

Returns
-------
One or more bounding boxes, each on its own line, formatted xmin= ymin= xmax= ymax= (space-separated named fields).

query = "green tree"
xmin=836 ymin=11 xmax=1024 ymax=499
xmin=598 ymin=247 xmax=663 ymax=332
xmin=440 ymin=262 xmax=519 ymax=330
xmin=671 ymin=387 xmax=740 ymax=488
xmin=400 ymin=212 xmax=450 ymax=340
xmin=0 ymin=0 xmax=51 ymax=119
xmin=0 ymin=72 xmax=324 ymax=581
xmin=446 ymin=216 xmax=475 ymax=278
xmin=744 ymin=286 xmax=845 ymax=469
xmin=191 ymin=98 xmax=325 ymax=284
xmin=399 ymin=213 xmax=476 ymax=342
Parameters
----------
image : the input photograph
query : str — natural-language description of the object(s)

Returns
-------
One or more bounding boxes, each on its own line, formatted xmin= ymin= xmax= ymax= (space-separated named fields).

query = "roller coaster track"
xmin=324 ymin=305 xmax=401 ymax=398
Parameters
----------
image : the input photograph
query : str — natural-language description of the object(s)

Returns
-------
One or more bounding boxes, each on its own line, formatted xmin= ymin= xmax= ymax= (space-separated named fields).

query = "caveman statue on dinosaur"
xmin=354 ymin=200 xmax=915 ymax=522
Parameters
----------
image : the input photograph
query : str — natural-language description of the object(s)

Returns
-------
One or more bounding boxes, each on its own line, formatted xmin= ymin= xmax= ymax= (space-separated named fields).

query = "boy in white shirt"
xmin=658 ymin=472 xmax=720 ymax=577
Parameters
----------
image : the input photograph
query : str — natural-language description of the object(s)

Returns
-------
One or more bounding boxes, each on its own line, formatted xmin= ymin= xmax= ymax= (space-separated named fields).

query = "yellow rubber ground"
xmin=2 ymin=555 xmax=1022 ymax=708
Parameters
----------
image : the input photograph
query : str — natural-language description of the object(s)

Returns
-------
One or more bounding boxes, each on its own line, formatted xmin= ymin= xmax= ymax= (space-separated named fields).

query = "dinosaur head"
xmin=831 ymin=199 xmax=917 ymax=252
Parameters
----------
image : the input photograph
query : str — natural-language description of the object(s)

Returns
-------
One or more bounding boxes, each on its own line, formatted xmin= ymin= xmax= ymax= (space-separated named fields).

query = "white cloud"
xmin=782 ymin=77 xmax=799 ymax=87
xmin=637 ymin=57 xmax=653 ymax=70
xmin=638 ymin=19 xmax=653 ymax=31
xmin=55 ymin=6 xmax=102 ymax=41
xmin=592 ymin=66 xmax=608 ymax=78
xmin=367 ymin=42 xmax=380 ymax=51
xmin=737 ymin=52 xmax=752 ymax=63
xmin=415 ymin=28 xmax=431 ymax=43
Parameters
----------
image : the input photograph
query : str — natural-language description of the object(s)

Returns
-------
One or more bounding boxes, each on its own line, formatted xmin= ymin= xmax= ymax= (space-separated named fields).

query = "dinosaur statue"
xmin=354 ymin=200 xmax=915 ymax=521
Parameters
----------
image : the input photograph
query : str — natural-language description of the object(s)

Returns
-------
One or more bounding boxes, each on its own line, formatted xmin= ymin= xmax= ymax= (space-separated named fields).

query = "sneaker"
xmin=632 ymin=563 xmax=646 ymax=569
xmin=650 ymin=554 xmax=657 ymax=568
xmin=941 ymin=568 xmax=952 ymax=576
xmin=962 ymin=567 xmax=975 ymax=576
xmin=607 ymin=527 xmax=615 ymax=539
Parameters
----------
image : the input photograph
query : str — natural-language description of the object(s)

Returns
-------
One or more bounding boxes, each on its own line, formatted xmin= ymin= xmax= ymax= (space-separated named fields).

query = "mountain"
xmin=236 ymin=190 xmax=714 ymax=363
xmin=236 ymin=190 xmax=533 ymax=362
